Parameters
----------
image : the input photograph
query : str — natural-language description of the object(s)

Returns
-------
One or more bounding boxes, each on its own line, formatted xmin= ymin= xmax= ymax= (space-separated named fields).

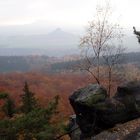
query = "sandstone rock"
xmin=69 ymin=84 xmax=108 ymax=137
xmin=69 ymin=82 xmax=140 ymax=138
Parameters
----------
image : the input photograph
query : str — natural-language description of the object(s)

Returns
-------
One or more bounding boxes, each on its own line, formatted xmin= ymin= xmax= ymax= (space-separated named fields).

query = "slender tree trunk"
xmin=108 ymin=67 xmax=112 ymax=97
xmin=97 ymin=53 xmax=100 ymax=84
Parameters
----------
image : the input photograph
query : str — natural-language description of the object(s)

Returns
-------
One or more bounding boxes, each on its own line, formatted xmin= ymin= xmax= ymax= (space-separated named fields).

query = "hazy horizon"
xmin=0 ymin=27 xmax=138 ymax=56
xmin=0 ymin=0 xmax=139 ymax=56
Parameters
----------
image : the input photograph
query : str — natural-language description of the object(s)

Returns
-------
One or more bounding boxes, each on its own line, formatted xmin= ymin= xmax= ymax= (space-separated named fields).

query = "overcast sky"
xmin=0 ymin=0 xmax=139 ymax=31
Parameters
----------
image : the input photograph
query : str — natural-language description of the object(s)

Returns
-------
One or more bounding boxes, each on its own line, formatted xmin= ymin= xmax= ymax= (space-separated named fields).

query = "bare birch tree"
xmin=80 ymin=2 xmax=124 ymax=86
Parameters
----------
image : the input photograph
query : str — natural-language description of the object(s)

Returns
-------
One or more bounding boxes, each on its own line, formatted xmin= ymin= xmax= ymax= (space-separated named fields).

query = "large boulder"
xmin=69 ymin=82 xmax=140 ymax=138
xmin=69 ymin=84 xmax=108 ymax=137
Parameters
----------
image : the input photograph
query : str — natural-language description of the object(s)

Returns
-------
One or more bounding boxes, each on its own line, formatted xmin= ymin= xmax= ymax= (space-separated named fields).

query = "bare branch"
xmin=79 ymin=1 xmax=125 ymax=89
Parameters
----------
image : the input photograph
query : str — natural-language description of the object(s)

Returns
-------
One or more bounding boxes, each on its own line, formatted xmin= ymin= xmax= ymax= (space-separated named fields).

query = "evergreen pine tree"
xmin=3 ymin=97 xmax=15 ymax=118
xmin=21 ymin=82 xmax=37 ymax=114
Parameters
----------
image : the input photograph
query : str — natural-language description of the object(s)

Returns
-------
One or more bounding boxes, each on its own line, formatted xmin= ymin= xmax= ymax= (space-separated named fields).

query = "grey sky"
xmin=0 ymin=0 xmax=139 ymax=29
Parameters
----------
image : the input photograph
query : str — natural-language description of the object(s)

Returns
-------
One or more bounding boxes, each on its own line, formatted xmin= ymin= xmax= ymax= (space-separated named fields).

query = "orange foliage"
xmin=0 ymin=72 xmax=92 ymax=118
xmin=0 ymin=72 xmax=121 ymax=119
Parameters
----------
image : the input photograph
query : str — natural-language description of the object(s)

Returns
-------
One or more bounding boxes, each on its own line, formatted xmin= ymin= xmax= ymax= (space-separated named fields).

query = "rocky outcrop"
xmin=69 ymin=82 xmax=140 ymax=139
xmin=92 ymin=118 xmax=140 ymax=140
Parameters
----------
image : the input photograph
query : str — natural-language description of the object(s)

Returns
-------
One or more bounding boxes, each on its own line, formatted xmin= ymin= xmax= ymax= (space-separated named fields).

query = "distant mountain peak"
xmin=49 ymin=28 xmax=66 ymax=35
xmin=54 ymin=28 xmax=62 ymax=32
xmin=46 ymin=28 xmax=77 ymax=40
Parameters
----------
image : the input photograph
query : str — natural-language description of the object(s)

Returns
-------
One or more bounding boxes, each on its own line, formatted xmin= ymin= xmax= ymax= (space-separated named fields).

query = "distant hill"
xmin=0 ymin=28 xmax=80 ymax=56
xmin=44 ymin=28 xmax=79 ymax=46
